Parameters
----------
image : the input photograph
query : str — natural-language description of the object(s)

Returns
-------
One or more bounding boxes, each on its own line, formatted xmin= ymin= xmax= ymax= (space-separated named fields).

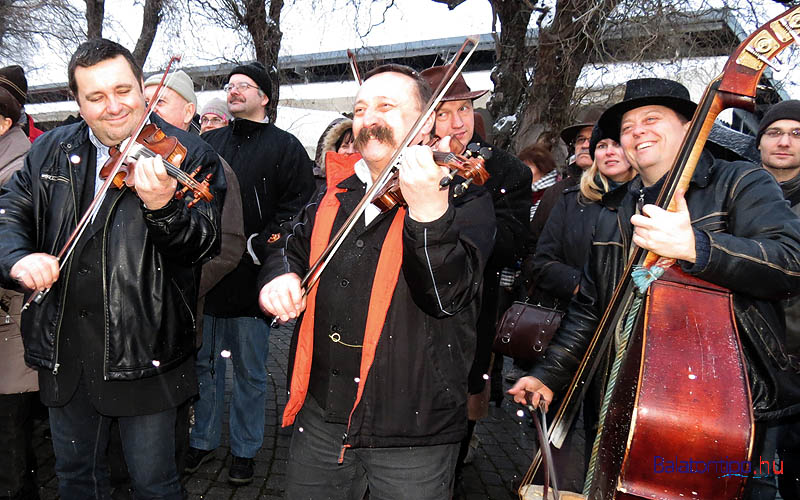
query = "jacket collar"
xmin=230 ymin=117 xmax=271 ymax=136
xmin=615 ymin=149 xmax=717 ymax=207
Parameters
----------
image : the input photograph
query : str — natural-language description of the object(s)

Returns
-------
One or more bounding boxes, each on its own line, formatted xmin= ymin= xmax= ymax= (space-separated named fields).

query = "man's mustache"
xmin=354 ymin=125 xmax=395 ymax=150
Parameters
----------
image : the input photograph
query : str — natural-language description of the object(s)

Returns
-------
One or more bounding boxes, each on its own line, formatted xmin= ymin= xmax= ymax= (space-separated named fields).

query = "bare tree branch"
xmin=132 ymin=0 xmax=165 ymax=68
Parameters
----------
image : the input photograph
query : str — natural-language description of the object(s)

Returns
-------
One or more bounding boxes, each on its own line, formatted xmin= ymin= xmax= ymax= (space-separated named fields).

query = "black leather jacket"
xmin=0 ymin=117 xmax=225 ymax=380
xmin=531 ymin=152 xmax=800 ymax=421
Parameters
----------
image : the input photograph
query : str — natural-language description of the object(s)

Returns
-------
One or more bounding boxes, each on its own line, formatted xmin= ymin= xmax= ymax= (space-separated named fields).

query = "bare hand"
xmin=398 ymin=145 xmax=450 ymax=222
xmin=126 ymin=155 xmax=178 ymax=210
xmin=10 ymin=253 xmax=60 ymax=291
xmin=258 ymin=273 xmax=306 ymax=322
xmin=630 ymin=188 xmax=696 ymax=263
xmin=508 ymin=376 xmax=554 ymax=411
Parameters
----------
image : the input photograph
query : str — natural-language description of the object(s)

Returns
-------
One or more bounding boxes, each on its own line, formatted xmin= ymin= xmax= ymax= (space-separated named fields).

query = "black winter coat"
xmin=0 ymin=117 xmax=224 ymax=380
xmin=260 ymin=167 xmax=496 ymax=448
xmin=531 ymin=152 xmax=800 ymax=421
xmin=203 ymin=119 xmax=315 ymax=317
xmin=470 ymin=135 xmax=531 ymax=391
xmin=526 ymin=185 xmax=605 ymax=310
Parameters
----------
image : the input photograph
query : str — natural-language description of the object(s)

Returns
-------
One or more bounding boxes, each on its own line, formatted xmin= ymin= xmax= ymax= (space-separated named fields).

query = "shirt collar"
xmin=87 ymin=126 xmax=110 ymax=156
xmin=354 ymin=159 xmax=374 ymax=190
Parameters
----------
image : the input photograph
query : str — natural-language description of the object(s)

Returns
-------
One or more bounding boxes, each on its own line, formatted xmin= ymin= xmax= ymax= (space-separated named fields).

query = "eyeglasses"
xmin=575 ymin=136 xmax=591 ymax=145
xmin=223 ymin=82 xmax=259 ymax=93
xmin=201 ymin=115 xmax=226 ymax=125
xmin=763 ymin=128 xmax=800 ymax=140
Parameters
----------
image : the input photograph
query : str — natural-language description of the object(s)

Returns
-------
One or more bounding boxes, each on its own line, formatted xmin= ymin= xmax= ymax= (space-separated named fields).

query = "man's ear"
xmin=421 ymin=112 xmax=435 ymax=137
xmin=0 ymin=116 xmax=13 ymax=136
xmin=185 ymin=102 xmax=196 ymax=126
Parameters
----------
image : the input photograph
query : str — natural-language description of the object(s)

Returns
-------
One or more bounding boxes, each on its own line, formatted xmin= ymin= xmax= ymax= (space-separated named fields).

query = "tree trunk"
xmin=485 ymin=0 xmax=533 ymax=151
xmin=85 ymin=0 xmax=104 ymax=39
xmin=512 ymin=0 xmax=620 ymax=152
xmin=243 ymin=0 xmax=283 ymax=123
xmin=132 ymin=0 xmax=164 ymax=68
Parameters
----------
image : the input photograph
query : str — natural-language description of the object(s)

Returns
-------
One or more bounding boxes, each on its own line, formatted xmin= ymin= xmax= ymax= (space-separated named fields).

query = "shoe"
xmin=228 ymin=456 xmax=254 ymax=485
xmin=503 ymin=366 xmax=527 ymax=383
xmin=463 ymin=433 xmax=480 ymax=464
xmin=184 ymin=447 xmax=214 ymax=474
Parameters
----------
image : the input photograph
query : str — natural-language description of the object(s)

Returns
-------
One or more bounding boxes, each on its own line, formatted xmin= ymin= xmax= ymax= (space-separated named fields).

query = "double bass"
xmin=521 ymin=6 xmax=800 ymax=499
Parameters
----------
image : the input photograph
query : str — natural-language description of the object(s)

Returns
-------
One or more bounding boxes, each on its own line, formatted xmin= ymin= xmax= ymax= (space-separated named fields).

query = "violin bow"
xmin=519 ymin=5 xmax=800 ymax=495
xmin=346 ymin=50 xmax=362 ymax=85
xmin=23 ymin=56 xmax=183 ymax=311
xmin=299 ymin=36 xmax=481 ymax=296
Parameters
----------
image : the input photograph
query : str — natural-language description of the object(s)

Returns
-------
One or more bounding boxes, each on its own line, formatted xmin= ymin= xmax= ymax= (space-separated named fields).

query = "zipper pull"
xmin=52 ymin=363 xmax=60 ymax=375
xmin=637 ymin=188 xmax=645 ymax=214
xmin=4 ymin=314 xmax=10 ymax=324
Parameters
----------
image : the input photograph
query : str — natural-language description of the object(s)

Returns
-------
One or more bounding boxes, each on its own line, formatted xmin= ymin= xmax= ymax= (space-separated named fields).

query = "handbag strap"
xmin=530 ymin=403 xmax=561 ymax=500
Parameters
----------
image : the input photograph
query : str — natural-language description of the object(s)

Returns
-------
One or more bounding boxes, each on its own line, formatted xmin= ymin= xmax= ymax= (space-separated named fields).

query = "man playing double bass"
xmin=511 ymin=78 xmax=800 ymax=498
xmin=258 ymin=64 xmax=495 ymax=498
xmin=0 ymin=38 xmax=225 ymax=498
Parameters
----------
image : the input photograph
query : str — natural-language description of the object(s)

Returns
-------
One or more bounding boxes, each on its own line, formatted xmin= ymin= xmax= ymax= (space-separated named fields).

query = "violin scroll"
xmin=437 ymin=142 xmax=492 ymax=197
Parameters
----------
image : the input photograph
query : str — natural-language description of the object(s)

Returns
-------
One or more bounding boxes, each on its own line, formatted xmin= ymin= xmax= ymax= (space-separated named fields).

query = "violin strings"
xmin=134 ymin=147 xmax=200 ymax=189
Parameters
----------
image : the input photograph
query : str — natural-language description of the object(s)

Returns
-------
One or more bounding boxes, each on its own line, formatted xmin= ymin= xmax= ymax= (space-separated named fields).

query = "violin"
xmin=371 ymin=137 xmax=492 ymax=212
xmin=102 ymin=124 xmax=214 ymax=208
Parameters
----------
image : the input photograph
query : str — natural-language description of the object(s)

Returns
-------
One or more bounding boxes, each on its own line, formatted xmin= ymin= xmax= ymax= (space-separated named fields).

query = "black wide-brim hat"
xmin=598 ymin=78 xmax=697 ymax=142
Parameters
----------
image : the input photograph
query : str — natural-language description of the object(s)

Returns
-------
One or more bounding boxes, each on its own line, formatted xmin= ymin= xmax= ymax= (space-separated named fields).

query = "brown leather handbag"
xmin=493 ymin=302 xmax=563 ymax=362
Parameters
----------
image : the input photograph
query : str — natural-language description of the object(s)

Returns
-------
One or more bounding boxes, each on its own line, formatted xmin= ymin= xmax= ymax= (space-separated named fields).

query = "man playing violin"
xmin=510 ymin=78 xmax=800 ymax=498
xmin=0 ymin=38 xmax=225 ymax=499
xmin=420 ymin=65 xmax=531 ymax=474
xmin=258 ymin=64 xmax=496 ymax=499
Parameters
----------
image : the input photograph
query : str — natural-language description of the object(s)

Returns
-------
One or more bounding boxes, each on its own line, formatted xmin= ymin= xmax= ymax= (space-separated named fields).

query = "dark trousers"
xmin=286 ymin=395 xmax=459 ymax=500
xmin=0 ymin=392 xmax=39 ymax=499
xmin=48 ymin=380 xmax=183 ymax=500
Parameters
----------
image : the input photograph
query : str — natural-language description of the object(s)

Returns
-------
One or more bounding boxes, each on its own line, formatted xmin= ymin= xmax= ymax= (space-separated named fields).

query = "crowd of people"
xmin=0 ymin=36 xmax=798 ymax=500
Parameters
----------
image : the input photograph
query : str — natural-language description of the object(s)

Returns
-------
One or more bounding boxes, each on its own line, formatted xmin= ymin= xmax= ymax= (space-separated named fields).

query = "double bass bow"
xmin=520 ymin=6 xmax=800 ymax=499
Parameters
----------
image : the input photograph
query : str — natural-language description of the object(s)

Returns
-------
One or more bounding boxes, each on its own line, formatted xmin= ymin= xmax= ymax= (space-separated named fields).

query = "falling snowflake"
xmin=221 ymin=350 xmax=231 ymax=358
xmin=152 ymin=360 xmax=160 ymax=367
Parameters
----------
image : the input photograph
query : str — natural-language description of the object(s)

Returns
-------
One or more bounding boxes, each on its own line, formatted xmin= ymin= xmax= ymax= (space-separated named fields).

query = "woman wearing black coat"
xmin=520 ymin=122 xmax=636 ymax=492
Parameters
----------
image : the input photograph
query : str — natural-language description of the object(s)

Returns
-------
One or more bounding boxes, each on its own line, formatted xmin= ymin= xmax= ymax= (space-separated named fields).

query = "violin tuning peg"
xmin=439 ymin=168 xmax=458 ymax=188
xmin=466 ymin=143 xmax=481 ymax=156
xmin=478 ymin=146 xmax=493 ymax=160
xmin=454 ymin=178 xmax=473 ymax=197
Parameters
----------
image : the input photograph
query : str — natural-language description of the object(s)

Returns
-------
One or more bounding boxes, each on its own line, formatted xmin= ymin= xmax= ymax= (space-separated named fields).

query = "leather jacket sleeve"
xmin=402 ymin=186 xmax=496 ymax=319
xmin=141 ymin=142 xmax=225 ymax=265
xmin=0 ymin=153 xmax=40 ymax=289
xmin=683 ymin=165 xmax=800 ymax=300
xmin=529 ymin=249 xmax=603 ymax=395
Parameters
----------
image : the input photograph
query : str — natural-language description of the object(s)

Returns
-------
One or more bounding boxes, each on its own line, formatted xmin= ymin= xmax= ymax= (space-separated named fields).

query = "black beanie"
xmin=757 ymin=99 xmax=800 ymax=144
xmin=0 ymin=65 xmax=27 ymax=106
xmin=0 ymin=87 xmax=22 ymax=124
xmin=228 ymin=61 xmax=271 ymax=100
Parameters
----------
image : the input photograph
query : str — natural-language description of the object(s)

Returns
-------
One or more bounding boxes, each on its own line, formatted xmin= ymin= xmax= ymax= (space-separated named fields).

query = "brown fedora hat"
xmin=559 ymin=105 xmax=605 ymax=146
xmin=420 ymin=65 xmax=488 ymax=102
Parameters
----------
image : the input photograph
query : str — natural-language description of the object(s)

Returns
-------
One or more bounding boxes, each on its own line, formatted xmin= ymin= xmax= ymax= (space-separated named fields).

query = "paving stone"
xmin=32 ymin=329 xmax=538 ymax=499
